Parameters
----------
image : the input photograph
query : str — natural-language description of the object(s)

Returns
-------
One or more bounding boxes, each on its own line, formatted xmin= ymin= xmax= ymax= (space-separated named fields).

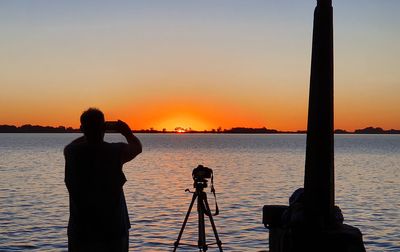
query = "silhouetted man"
xmin=64 ymin=108 xmax=142 ymax=252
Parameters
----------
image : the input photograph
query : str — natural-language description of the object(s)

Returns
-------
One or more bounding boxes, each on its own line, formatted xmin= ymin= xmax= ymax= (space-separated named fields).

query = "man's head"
xmin=80 ymin=108 xmax=105 ymax=143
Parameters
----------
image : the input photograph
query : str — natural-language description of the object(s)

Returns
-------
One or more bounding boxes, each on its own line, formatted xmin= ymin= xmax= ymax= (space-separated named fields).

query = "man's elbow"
xmin=128 ymin=145 xmax=142 ymax=160
xmin=63 ymin=145 xmax=70 ymax=157
xmin=134 ymin=145 xmax=142 ymax=157
xmin=124 ymin=142 xmax=142 ymax=162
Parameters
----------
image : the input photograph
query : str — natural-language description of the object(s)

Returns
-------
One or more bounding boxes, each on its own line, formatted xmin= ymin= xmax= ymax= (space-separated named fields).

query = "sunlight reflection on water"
xmin=0 ymin=134 xmax=399 ymax=251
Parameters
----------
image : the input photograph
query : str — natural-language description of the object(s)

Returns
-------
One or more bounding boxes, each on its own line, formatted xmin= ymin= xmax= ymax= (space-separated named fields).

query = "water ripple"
xmin=0 ymin=134 xmax=399 ymax=251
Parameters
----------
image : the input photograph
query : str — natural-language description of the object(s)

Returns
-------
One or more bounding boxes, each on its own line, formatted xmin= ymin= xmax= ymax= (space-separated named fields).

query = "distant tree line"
xmin=222 ymin=127 xmax=278 ymax=134
xmin=335 ymin=127 xmax=400 ymax=134
xmin=0 ymin=124 xmax=78 ymax=133
xmin=0 ymin=124 xmax=399 ymax=134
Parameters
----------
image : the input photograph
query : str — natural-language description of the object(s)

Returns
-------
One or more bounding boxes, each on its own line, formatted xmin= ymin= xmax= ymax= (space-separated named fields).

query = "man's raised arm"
xmin=116 ymin=120 xmax=142 ymax=163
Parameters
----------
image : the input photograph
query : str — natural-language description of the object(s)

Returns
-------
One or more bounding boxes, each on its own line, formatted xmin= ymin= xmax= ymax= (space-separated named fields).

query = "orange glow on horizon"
xmin=154 ymin=115 xmax=211 ymax=131
xmin=110 ymin=96 xmax=279 ymax=132
xmin=2 ymin=99 xmax=399 ymax=132
xmin=0 ymin=77 xmax=398 ymax=132
xmin=1 ymin=94 xmax=398 ymax=132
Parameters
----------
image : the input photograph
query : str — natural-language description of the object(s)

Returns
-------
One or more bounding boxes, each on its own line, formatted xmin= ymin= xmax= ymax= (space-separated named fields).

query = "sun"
xmin=174 ymin=127 xmax=186 ymax=133
xmin=154 ymin=114 xmax=212 ymax=132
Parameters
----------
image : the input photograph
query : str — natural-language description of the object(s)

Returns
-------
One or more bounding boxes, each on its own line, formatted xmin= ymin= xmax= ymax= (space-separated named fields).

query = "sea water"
xmin=0 ymin=134 xmax=399 ymax=251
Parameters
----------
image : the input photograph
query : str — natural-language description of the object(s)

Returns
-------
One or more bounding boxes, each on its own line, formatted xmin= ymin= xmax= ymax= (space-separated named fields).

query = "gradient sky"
xmin=1 ymin=0 xmax=399 ymax=131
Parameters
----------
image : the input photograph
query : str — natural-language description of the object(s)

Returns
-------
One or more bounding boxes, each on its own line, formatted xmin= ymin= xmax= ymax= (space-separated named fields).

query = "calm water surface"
xmin=0 ymin=134 xmax=399 ymax=251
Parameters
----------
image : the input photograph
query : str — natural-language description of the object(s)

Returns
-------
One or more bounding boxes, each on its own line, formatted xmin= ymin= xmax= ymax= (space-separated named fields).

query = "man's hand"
xmin=115 ymin=120 xmax=132 ymax=136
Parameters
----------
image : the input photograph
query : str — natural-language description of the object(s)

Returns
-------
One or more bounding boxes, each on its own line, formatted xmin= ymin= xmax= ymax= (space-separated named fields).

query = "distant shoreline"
xmin=0 ymin=125 xmax=399 ymax=134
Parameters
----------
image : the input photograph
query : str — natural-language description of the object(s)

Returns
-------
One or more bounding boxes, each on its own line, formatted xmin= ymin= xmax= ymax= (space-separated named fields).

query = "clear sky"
xmin=0 ymin=0 xmax=399 ymax=131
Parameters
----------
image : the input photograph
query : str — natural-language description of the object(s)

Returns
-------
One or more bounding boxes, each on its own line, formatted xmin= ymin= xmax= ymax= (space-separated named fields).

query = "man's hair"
xmin=80 ymin=108 xmax=105 ymax=134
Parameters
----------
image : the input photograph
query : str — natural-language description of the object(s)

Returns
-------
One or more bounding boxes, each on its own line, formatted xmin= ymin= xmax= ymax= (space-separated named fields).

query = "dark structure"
xmin=263 ymin=1 xmax=366 ymax=251
xmin=304 ymin=0 xmax=335 ymax=228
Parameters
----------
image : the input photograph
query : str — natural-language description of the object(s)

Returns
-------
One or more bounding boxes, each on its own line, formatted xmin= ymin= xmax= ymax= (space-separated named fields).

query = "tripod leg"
xmin=173 ymin=192 xmax=197 ymax=252
xmin=198 ymin=192 xmax=207 ymax=251
xmin=203 ymin=194 xmax=223 ymax=252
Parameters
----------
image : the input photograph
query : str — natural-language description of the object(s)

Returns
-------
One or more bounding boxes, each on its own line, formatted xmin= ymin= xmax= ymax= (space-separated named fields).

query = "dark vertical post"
xmin=264 ymin=1 xmax=365 ymax=250
xmin=304 ymin=0 xmax=334 ymax=228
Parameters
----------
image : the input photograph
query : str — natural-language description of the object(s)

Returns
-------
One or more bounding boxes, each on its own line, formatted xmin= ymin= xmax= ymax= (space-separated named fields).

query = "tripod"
xmin=173 ymin=180 xmax=223 ymax=252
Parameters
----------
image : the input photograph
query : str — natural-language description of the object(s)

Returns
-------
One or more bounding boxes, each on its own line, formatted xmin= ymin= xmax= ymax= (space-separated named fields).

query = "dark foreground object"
xmin=262 ymin=1 xmax=366 ymax=251
xmin=173 ymin=165 xmax=223 ymax=252
xmin=263 ymin=205 xmax=366 ymax=252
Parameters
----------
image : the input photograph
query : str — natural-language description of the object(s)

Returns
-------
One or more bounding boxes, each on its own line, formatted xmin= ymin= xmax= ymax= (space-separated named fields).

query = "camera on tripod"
xmin=192 ymin=165 xmax=213 ymax=184
xmin=173 ymin=165 xmax=223 ymax=252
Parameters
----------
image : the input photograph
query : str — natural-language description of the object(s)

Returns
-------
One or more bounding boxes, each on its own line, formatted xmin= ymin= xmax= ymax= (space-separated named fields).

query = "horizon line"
xmin=0 ymin=124 xmax=399 ymax=134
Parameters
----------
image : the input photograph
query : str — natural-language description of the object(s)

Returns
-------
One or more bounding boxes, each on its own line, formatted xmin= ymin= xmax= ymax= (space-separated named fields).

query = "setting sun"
xmin=174 ymin=127 xmax=186 ymax=133
xmin=153 ymin=114 xmax=212 ymax=132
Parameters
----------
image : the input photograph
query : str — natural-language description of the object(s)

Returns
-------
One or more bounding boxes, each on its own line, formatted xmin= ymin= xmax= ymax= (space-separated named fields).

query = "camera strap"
xmin=210 ymin=173 xmax=219 ymax=216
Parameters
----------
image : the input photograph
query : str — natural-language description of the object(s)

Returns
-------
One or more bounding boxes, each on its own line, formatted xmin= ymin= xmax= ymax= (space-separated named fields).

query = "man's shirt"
xmin=64 ymin=141 xmax=131 ymax=241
